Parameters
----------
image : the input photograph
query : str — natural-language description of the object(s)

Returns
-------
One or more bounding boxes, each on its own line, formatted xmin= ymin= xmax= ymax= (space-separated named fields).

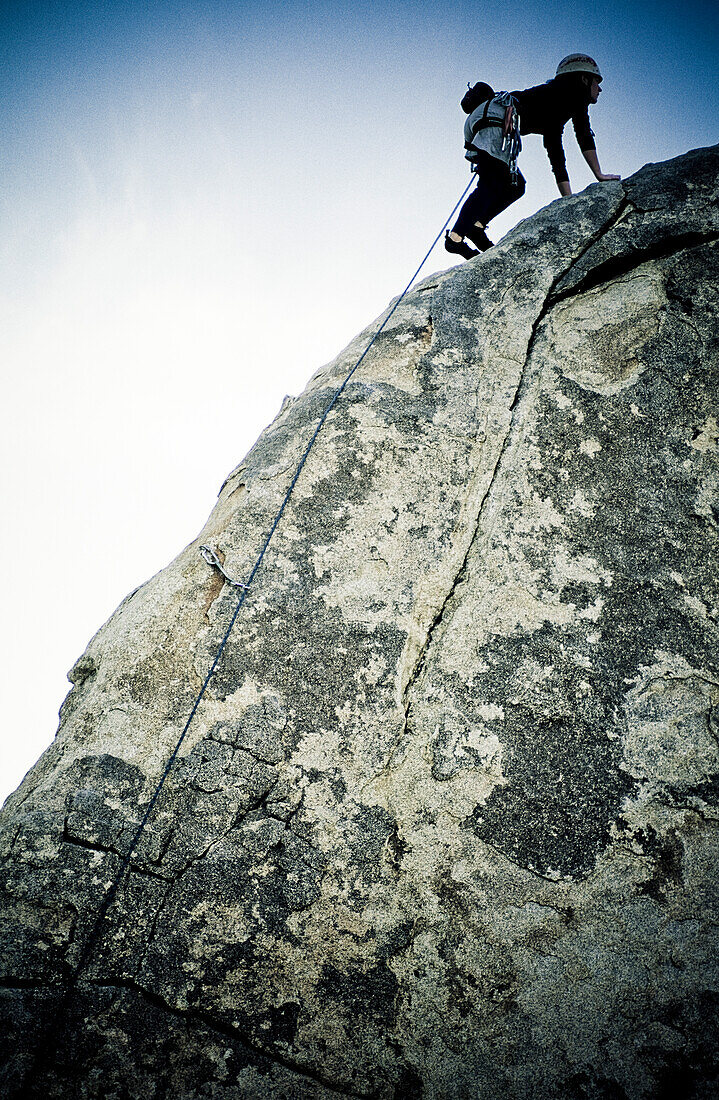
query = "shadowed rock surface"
xmin=1 ymin=145 xmax=718 ymax=1099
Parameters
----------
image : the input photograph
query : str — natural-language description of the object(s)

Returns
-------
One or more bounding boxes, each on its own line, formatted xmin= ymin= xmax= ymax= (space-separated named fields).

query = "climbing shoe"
xmin=444 ymin=232 xmax=479 ymax=260
xmin=466 ymin=226 xmax=493 ymax=251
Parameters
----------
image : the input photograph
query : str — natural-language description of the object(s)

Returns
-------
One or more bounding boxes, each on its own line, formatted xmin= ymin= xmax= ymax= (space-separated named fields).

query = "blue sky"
xmin=1 ymin=0 xmax=717 ymax=803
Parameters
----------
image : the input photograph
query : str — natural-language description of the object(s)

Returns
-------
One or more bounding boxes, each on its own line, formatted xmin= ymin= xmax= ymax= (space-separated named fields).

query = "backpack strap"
xmin=464 ymin=97 xmax=503 ymax=151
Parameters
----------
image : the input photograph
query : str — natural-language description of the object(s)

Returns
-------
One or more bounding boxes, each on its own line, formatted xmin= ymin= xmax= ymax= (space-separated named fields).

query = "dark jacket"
xmin=511 ymin=77 xmax=596 ymax=184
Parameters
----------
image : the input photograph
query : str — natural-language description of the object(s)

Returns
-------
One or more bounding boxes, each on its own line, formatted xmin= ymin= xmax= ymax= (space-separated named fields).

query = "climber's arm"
xmin=581 ymin=147 xmax=621 ymax=182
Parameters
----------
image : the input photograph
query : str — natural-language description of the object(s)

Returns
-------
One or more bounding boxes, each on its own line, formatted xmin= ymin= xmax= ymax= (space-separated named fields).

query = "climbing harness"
xmin=61 ymin=173 xmax=478 ymax=990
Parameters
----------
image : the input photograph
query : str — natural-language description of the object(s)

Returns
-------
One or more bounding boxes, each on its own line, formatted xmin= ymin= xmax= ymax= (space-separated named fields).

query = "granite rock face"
xmin=2 ymin=145 xmax=719 ymax=1099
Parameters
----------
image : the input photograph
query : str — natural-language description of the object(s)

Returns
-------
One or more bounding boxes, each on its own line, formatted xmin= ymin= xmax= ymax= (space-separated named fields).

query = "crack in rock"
xmin=3 ymin=145 xmax=719 ymax=1100
xmin=85 ymin=978 xmax=376 ymax=1099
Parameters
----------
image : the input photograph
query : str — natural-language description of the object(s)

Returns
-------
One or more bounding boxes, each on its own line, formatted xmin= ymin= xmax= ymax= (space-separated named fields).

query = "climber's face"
xmin=588 ymin=77 xmax=602 ymax=104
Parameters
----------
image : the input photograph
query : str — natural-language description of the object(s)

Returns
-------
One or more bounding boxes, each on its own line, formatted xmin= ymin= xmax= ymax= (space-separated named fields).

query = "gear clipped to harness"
xmin=495 ymin=91 xmax=521 ymax=182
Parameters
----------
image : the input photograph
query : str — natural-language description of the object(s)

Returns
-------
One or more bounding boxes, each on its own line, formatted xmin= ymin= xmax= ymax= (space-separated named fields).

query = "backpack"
xmin=460 ymin=81 xmax=495 ymax=114
xmin=463 ymin=90 xmax=522 ymax=181
xmin=464 ymin=95 xmax=505 ymax=157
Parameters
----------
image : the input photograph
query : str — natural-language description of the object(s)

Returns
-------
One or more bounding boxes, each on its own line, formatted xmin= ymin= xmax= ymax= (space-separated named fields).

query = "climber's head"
xmin=555 ymin=54 xmax=603 ymax=103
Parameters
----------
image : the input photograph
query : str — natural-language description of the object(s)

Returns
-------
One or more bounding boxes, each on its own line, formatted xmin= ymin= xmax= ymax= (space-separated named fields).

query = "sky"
xmin=1 ymin=0 xmax=717 ymax=806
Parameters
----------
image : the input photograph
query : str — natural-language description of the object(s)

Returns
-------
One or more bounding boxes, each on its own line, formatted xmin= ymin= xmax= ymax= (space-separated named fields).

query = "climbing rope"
xmin=68 ymin=174 xmax=478 ymax=982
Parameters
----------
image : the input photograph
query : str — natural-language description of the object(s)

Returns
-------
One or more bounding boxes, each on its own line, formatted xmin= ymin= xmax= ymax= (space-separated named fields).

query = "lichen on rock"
xmin=2 ymin=145 xmax=719 ymax=1099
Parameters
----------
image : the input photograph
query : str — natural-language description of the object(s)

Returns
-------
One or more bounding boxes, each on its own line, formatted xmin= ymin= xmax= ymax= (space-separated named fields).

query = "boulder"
xmin=2 ymin=145 xmax=718 ymax=1099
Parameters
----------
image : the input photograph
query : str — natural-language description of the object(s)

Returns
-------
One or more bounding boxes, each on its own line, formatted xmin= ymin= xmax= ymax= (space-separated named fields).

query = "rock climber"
xmin=445 ymin=54 xmax=620 ymax=260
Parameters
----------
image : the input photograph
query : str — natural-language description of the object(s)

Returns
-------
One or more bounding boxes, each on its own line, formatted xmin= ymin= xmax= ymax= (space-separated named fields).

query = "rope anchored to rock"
xmin=199 ymin=544 xmax=251 ymax=589
xmin=11 ymin=172 xmax=481 ymax=1100
xmin=63 ymin=173 xmax=478 ymax=988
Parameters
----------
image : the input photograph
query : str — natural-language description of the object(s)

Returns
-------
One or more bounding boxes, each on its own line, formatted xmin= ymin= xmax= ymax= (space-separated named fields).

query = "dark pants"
xmin=453 ymin=151 xmax=526 ymax=236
